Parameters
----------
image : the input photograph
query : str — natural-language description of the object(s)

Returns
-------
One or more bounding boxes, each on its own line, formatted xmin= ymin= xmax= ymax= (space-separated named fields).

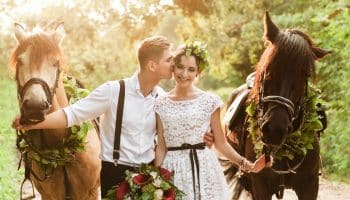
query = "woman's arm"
xmin=154 ymin=114 xmax=167 ymax=167
xmin=210 ymin=108 xmax=269 ymax=173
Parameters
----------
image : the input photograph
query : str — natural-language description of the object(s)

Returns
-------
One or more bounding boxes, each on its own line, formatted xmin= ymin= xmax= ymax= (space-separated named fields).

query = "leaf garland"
xmin=246 ymin=85 xmax=325 ymax=160
xmin=17 ymin=74 xmax=92 ymax=169
xmin=185 ymin=40 xmax=210 ymax=72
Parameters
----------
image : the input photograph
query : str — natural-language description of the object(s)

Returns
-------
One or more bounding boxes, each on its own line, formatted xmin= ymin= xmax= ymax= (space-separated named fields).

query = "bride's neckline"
xmin=166 ymin=91 xmax=206 ymax=102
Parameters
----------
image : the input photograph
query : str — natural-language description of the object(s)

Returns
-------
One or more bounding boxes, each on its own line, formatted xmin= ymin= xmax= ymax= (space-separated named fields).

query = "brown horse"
xmin=222 ymin=12 xmax=330 ymax=200
xmin=10 ymin=23 xmax=101 ymax=200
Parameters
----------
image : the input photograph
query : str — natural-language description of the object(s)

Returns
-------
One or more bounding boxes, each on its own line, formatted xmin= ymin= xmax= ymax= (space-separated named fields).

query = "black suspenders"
xmin=113 ymin=80 xmax=125 ymax=163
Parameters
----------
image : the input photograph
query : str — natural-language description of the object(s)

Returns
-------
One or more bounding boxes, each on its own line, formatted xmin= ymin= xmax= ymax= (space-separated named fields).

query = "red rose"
xmin=116 ymin=181 xmax=130 ymax=200
xmin=132 ymin=173 xmax=149 ymax=186
xmin=159 ymin=168 xmax=172 ymax=181
xmin=164 ymin=188 xmax=176 ymax=200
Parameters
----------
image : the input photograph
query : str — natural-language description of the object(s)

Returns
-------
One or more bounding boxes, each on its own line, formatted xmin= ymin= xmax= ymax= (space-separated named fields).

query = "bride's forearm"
xmin=155 ymin=114 xmax=167 ymax=167
xmin=215 ymin=142 xmax=253 ymax=169
xmin=210 ymin=108 xmax=255 ymax=171
xmin=155 ymin=145 xmax=167 ymax=167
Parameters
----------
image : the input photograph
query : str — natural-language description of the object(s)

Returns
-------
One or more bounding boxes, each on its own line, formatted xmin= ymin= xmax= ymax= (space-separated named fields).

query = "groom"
xmin=95 ymin=36 xmax=174 ymax=196
xmin=96 ymin=36 xmax=175 ymax=196
xmin=13 ymin=35 xmax=214 ymax=197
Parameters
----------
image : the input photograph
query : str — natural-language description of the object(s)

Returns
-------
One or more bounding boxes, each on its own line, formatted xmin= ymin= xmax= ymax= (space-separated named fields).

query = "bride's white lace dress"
xmin=154 ymin=92 xmax=229 ymax=200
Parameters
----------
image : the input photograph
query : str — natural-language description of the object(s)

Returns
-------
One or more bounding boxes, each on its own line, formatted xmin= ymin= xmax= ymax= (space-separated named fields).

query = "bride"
xmin=154 ymin=41 xmax=272 ymax=200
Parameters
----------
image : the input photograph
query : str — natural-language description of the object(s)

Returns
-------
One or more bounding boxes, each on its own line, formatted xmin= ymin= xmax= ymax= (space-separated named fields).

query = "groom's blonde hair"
xmin=138 ymin=36 xmax=171 ymax=69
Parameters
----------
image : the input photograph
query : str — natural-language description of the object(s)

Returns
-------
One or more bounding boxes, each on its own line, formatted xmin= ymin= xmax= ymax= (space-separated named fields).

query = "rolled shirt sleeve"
xmin=63 ymin=81 xmax=114 ymax=127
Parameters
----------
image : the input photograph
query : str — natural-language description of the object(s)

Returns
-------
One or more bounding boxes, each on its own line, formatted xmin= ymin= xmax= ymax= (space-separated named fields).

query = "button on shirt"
xmin=63 ymin=73 xmax=164 ymax=165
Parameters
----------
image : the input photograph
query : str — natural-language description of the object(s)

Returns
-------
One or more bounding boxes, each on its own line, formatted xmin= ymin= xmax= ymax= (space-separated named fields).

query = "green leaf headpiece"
xmin=184 ymin=40 xmax=210 ymax=72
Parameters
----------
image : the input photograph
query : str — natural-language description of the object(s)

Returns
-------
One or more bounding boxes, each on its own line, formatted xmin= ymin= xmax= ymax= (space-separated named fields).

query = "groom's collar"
xmin=130 ymin=72 xmax=158 ymax=97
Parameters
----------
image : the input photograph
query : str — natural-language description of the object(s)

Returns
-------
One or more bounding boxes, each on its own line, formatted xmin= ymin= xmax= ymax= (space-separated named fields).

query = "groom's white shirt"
xmin=63 ymin=72 xmax=164 ymax=166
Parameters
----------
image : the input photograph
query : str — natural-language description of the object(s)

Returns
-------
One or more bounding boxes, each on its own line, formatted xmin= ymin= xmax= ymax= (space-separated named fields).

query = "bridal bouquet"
xmin=104 ymin=164 xmax=185 ymax=200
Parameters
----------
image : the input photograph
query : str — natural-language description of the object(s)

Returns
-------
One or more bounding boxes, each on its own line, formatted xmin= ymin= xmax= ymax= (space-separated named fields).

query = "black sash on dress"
xmin=168 ymin=142 xmax=206 ymax=200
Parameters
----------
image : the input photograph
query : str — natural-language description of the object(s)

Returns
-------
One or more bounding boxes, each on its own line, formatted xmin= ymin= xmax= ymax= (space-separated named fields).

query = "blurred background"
xmin=0 ymin=0 xmax=349 ymax=199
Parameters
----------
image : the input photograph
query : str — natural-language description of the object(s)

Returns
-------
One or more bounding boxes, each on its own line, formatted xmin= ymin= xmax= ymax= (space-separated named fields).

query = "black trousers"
xmin=100 ymin=161 xmax=137 ymax=198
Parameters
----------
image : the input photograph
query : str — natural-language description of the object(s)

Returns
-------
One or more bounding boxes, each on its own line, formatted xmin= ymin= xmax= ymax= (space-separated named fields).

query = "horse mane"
xmin=9 ymin=32 xmax=64 ymax=73
xmin=249 ymin=29 xmax=318 ymax=103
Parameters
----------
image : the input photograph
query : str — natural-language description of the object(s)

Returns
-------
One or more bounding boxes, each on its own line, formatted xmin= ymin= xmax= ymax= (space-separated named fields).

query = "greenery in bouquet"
xmin=104 ymin=164 xmax=185 ymax=200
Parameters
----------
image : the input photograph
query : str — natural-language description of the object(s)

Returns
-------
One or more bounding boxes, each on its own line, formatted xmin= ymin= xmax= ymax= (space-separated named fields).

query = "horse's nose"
xmin=261 ymin=121 xmax=285 ymax=145
xmin=261 ymin=122 xmax=271 ymax=136
xmin=22 ymin=98 xmax=49 ymax=111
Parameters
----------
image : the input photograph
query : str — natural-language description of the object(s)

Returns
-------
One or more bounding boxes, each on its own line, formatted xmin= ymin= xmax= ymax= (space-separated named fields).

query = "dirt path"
xmin=279 ymin=178 xmax=350 ymax=200
xmin=235 ymin=177 xmax=350 ymax=200
xmin=22 ymin=177 xmax=349 ymax=199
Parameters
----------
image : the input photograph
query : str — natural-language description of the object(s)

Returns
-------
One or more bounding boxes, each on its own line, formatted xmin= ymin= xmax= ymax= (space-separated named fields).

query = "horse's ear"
xmin=263 ymin=12 xmax=279 ymax=43
xmin=14 ymin=23 xmax=26 ymax=43
xmin=53 ymin=22 xmax=65 ymax=46
xmin=312 ymin=47 xmax=332 ymax=60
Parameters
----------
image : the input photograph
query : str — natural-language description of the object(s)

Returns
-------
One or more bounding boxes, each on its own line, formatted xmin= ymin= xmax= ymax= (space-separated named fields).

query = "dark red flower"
xmin=132 ymin=173 xmax=149 ymax=186
xmin=116 ymin=181 xmax=130 ymax=200
xmin=159 ymin=168 xmax=172 ymax=181
xmin=163 ymin=188 xmax=176 ymax=200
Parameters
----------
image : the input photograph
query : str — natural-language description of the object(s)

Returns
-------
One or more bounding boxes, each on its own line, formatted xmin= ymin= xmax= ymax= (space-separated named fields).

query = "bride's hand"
xmin=249 ymin=155 xmax=273 ymax=173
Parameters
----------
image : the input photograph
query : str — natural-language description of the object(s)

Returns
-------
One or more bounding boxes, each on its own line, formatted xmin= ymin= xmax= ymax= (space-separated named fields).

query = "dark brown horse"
xmin=221 ymin=12 xmax=330 ymax=200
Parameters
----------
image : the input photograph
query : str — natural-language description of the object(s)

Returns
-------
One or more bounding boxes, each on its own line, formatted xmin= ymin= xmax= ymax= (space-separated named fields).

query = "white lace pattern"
xmin=154 ymin=92 xmax=229 ymax=200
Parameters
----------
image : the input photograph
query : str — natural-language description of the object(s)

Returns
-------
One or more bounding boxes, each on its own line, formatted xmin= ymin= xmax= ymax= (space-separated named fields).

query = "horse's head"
xmin=253 ymin=12 xmax=330 ymax=146
xmin=10 ymin=23 xmax=65 ymax=124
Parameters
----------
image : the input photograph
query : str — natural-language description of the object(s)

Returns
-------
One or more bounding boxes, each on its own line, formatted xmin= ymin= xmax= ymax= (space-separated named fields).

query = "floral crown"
xmin=184 ymin=40 xmax=210 ymax=72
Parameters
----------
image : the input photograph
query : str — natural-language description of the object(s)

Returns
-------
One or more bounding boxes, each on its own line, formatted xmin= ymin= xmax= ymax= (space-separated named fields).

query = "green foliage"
xmin=246 ymin=86 xmax=325 ymax=161
xmin=184 ymin=40 xmax=210 ymax=72
xmin=16 ymin=74 xmax=92 ymax=169
xmin=308 ymin=4 xmax=350 ymax=182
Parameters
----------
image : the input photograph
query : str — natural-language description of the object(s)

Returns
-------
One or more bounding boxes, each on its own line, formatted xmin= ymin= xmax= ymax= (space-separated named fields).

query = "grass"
xmin=0 ymin=68 xmax=22 ymax=200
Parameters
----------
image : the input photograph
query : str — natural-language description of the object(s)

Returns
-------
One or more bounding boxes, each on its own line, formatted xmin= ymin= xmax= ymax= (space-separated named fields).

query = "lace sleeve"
xmin=207 ymin=93 xmax=224 ymax=114
xmin=154 ymin=95 xmax=165 ymax=115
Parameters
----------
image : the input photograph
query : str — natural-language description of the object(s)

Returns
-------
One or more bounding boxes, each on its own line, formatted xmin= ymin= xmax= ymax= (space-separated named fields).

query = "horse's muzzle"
xmin=20 ymin=111 xmax=45 ymax=125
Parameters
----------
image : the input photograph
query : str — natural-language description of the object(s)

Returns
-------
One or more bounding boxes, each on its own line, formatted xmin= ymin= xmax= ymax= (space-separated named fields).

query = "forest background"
xmin=0 ymin=0 xmax=349 ymax=199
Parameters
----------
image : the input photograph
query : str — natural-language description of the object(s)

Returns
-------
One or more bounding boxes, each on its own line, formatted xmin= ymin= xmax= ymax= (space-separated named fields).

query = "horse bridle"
xmin=256 ymin=70 xmax=308 ymax=169
xmin=257 ymin=70 xmax=306 ymax=132
xmin=15 ymin=62 xmax=61 ymax=112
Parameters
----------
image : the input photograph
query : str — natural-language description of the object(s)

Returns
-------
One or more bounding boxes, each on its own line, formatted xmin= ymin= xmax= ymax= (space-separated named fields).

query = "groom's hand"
xmin=12 ymin=115 xmax=22 ymax=130
xmin=11 ymin=115 xmax=34 ymax=131
xmin=203 ymin=131 xmax=214 ymax=148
